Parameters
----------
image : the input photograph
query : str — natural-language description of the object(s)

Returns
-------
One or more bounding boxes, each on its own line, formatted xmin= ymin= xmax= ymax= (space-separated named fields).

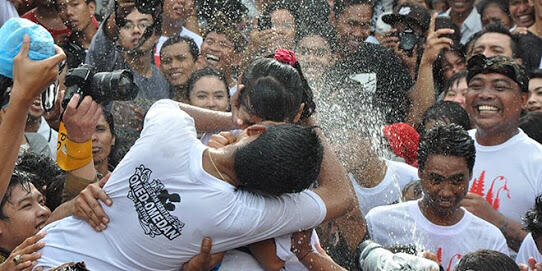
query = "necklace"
xmin=208 ymin=151 xmax=226 ymax=181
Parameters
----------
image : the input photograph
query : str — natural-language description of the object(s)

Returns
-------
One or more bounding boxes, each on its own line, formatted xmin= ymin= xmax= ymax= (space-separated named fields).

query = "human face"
xmin=526 ymin=78 xmax=542 ymax=112
xmin=442 ymin=51 xmax=466 ymax=81
xmin=162 ymin=0 xmax=192 ymax=22
xmin=466 ymin=73 xmax=527 ymax=132
xmin=0 ymin=183 xmax=50 ymax=252
xmin=482 ymin=4 xmax=512 ymax=28
xmin=296 ymin=35 xmax=334 ymax=84
xmin=270 ymin=9 xmax=296 ymax=50
xmin=471 ymin=33 xmax=514 ymax=58
xmin=160 ymin=42 xmax=196 ymax=87
xmin=56 ymin=0 xmax=95 ymax=32
xmin=92 ymin=113 xmax=115 ymax=166
xmin=531 ymin=0 xmax=542 ymax=21
xmin=200 ymin=32 xmax=235 ymax=73
xmin=189 ymin=76 xmax=229 ymax=112
xmin=510 ymin=0 xmax=535 ymax=27
xmin=447 ymin=0 xmax=474 ymax=14
xmin=419 ymin=154 xmax=470 ymax=217
xmin=118 ymin=10 xmax=156 ymax=51
xmin=28 ymin=96 xmax=44 ymax=119
xmin=335 ymin=4 xmax=372 ymax=57
xmin=434 ymin=0 xmax=450 ymax=13
xmin=444 ymin=77 xmax=468 ymax=108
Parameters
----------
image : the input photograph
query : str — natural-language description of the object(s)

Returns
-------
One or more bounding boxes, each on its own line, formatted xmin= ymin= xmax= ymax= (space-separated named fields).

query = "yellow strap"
xmin=56 ymin=122 xmax=93 ymax=171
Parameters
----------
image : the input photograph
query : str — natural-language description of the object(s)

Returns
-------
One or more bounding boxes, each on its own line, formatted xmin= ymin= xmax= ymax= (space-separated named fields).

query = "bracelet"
xmin=56 ymin=122 xmax=93 ymax=171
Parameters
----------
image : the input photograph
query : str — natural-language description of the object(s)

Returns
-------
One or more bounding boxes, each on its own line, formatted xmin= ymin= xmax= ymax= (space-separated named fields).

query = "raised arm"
xmin=176 ymin=102 xmax=237 ymax=133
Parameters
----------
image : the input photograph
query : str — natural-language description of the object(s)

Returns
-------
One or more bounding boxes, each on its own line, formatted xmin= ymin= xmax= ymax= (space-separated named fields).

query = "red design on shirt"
xmin=436 ymin=247 xmax=462 ymax=271
xmin=469 ymin=170 xmax=511 ymax=210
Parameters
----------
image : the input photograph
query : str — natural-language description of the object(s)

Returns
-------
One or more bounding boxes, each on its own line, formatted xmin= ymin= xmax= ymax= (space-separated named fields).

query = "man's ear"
xmin=246 ymin=124 xmax=267 ymax=137
xmin=516 ymin=57 xmax=523 ymax=65
xmin=292 ymin=103 xmax=305 ymax=123
xmin=520 ymin=91 xmax=529 ymax=107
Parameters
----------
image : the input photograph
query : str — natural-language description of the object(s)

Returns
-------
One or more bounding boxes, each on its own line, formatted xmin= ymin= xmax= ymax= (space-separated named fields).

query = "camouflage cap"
xmin=467 ymin=54 xmax=529 ymax=92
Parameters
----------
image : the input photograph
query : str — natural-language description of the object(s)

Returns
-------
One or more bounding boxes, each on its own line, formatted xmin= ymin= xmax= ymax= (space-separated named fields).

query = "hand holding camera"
xmin=420 ymin=13 xmax=455 ymax=65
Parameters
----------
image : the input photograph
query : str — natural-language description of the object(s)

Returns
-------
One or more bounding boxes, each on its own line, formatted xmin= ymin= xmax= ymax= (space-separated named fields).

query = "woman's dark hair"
xmin=524 ymin=194 xmax=542 ymax=240
xmin=240 ymin=57 xmax=315 ymax=122
xmin=519 ymin=112 xmax=542 ymax=145
xmin=433 ymin=46 xmax=466 ymax=91
xmin=185 ymin=67 xmax=229 ymax=102
xmin=417 ymin=124 xmax=475 ymax=173
xmin=421 ymin=100 xmax=471 ymax=132
xmin=442 ymin=70 xmax=468 ymax=97
xmin=455 ymin=250 xmax=520 ymax=271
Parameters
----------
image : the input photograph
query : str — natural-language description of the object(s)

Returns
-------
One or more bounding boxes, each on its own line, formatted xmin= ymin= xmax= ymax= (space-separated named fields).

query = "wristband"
xmin=56 ymin=122 xmax=93 ymax=171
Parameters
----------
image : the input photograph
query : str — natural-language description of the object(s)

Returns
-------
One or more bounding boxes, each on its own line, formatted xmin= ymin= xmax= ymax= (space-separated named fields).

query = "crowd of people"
xmin=1 ymin=0 xmax=542 ymax=270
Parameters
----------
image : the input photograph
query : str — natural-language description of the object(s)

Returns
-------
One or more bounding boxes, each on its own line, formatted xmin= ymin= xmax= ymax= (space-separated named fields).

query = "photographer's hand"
xmin=62 ymin=94 xmax=102 ymax=143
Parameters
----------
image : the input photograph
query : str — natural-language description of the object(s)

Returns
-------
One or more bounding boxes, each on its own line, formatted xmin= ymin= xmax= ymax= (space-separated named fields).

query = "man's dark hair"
xmin=16 ymin=152 xmax=66 ymax=211
xmin=234 ymin=124 xmax=323 ymax=194
xmin=0 ymin=171 xmax=33 ymax=220
xmin=519 ymin=112 xmax=542 ymax=145
xmin=240 ymin=57 xmax=315 ymax=122
xmin=185 ymin=67 xmax=229 ymax=101
xmin=454 ymin=250 xmax=520 ymax=271
xmin=334 ymin=0 xmax=375 ymax=18
xmin=417 ymin=124 xmax=475 ymax=172
xmin=204 ymin=13 xmax=247 ymax=53
xmin=422 ymin=101 xmax=472 ymax=132
xmin=470 ymin=22 xmax=521 ymax=58
xmin=524 ymin=194 xmax=542 ymax=240
xmin=296 ymin=22 xmax=337 ymax=53
xmin=160 ymin=35 xmax=199 ymax=62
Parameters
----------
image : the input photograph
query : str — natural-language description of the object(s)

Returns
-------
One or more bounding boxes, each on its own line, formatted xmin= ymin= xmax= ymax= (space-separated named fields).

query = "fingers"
xmin=16 ymin=34 xmax=31 ymax=59
xmin=63 ymin=93 xmax=81 ymax=118
xmin=428 ymin=12 xmax=438 ymax=34
xmin=46 ymin=44 xmax=67 ymax=69
xmin=98 ymin=173 xmax=111 ymax=188
xmin=200 ymin=237 xmax=213 ymax=256
xmin=207 ymin=132 xmax=236 ymax=149
xmin=75 ymin=190 xmax=107 ymax=231
xmin=14 ymin=232 xmax=46 ymax=253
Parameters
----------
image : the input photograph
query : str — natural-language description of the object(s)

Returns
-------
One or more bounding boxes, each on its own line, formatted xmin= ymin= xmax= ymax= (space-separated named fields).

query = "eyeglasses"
xmin=121 ymin=22 xmax=153 ymax=31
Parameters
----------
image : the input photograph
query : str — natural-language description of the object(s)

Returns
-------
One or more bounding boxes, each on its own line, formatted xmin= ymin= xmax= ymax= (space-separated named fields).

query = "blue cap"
xmin=0 ymin=18 xmax=56 ymax=79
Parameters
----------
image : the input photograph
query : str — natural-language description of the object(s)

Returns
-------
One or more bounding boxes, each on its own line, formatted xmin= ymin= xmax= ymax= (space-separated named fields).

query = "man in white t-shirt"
xmin=366 ymin=124 xmax=509 ymax=271
xmin=516 ymin=195 xmax=542 ymax=266
xmin=461 ymin=54 xmax=542 ymax=252
xmin=36 ymin=99 xmax=353 ymax=270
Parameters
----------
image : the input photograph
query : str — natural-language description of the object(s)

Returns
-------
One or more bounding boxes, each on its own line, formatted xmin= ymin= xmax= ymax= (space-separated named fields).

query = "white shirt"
xmin=37 ymin=116 xmax=58 ymax=160
xmin=0 ymin=0 xmax=18 ymax=28
xmin=443 ymin=8 xmax=482 ymax=44
xmin=37 ymin=99 xmax=327 ymax=270
xmin=351 ymin=160 xmax=418 ymax=215
xmin=468 ymin=129 xmax=542 ymax=225
xmin=366 ymin=200 xmax=509 ymax=271
xmin=516 ymin=233 xmax=542 ymax=265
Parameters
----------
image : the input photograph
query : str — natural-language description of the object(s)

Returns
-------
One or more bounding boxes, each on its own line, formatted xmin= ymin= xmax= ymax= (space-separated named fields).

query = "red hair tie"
xmin=274 ymin=49 xmax=297 ymax=66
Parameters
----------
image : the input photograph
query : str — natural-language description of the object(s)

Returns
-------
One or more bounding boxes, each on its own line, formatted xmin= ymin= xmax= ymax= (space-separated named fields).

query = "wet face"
xmin=420 ymin=154 xmax=470 ymax=217
xmin=444 ymin=77 xmax=468 ymax=108
xmin=482 ymin=4 xmax=512 ymax=28
xmin=296 ymin=35 xmax=334 ymax=84
xmin=466 ymin=73 xmax=527 ymax=132
xmin=118 ymin=10 xmax=156 ymax=51
xmin=200 ymin=32 xmax=235 ymax=73
xmin=160 ymin=42 xmax=196 ymax=87
xmin=442 ymin=51 xmax=466 ymax=81
xmin=189 ymin=76 xmax=229 ymax=112
xmin=526 ymin=78 xmax=542 ymax=112
xmin=0 ymin=183 xmax=50 ymax=252
xmin=447 ymin=0 xmax=474 ymax=14
xmin=162 ymin=0 xmax=191 ymax=22
xmin=471 ymin=33 xmax=514 ymax=58
xmin=336 ymin=3 xmax=373 ymax=57
xmin=92 ymin=113 xmax=115 ymax=167
xmin=270 ymin=9 xmax=296 ymax=50
xmin=510 ymin=0 xmax=535 ymax=27
xmin=56 ymin=0 xmax=95 ymax=32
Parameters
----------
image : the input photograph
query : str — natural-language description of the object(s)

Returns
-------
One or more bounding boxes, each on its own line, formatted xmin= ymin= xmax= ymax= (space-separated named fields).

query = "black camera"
xmin=258 ymin=15 xmax=272 ymax=31
xmin=135 ymin=0 xmax=163 ymax=14
xmin=62 ymin=64 xmax=139 ymax=109
xmin=397 ymin=29 xmax=419 ymax=57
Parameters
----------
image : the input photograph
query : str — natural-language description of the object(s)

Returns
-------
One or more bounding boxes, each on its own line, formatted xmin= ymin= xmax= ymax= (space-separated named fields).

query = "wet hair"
xmin=519 ymin=112 xmax=542 ymax=145
xmin=469 ymin=23 xmax=521 ymax=58
xmin=185 ymin=67 xmax=229 ymax=101
xmin=160 ymin=35 xmax=199 ymax=62
xmin=334 ymin=0 xmax=375 ymax=18
xmin=422 ymin=101 xmax=471 ymax=132
xmin=204 ymin=14 xmax=247 ymax=53
xmin=524 ymin=194 xmax=542 ymax=240
xmin=296 ymin=22 xmax=337 ymax=53
xmin=442 ymin=70 xmax=468 ymax=97
xmin=0 ymin=170 xmax=33 ymax=220
xmin=478 ymin=0 xmax=512 ymax=24
xmin=240 ymin=57 xmax=315 ymax=122
xmin=454 ymin=250 xmax=520 ymax=271
xmin=417 ymin=124 xmax=475 ymax=172
xmin=233 ymin=124 xmax=323 ymax=194
xmin=15 ymin=152 xmax=66 ymax=211
xmin=433 ymin=46 xmax=466 ymax=89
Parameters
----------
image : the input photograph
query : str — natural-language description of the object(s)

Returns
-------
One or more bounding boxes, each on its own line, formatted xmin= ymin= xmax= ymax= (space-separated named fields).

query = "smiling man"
xmin=461 ymin=54 xmax=542 ymax=252
xmin=365 ymin=124 xmax=508 ymax=271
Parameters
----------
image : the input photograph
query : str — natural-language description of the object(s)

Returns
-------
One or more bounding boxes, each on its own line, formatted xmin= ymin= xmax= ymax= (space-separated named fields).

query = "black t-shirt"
xmin=519 ymin=32 xmax=542 ymax=72
xmin=323 ymin=42 xmax=414 ymax=124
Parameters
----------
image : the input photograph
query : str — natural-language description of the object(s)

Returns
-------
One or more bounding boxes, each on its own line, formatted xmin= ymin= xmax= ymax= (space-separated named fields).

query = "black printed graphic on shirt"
xmin=127 ymin=165 xmax=185 ymax=240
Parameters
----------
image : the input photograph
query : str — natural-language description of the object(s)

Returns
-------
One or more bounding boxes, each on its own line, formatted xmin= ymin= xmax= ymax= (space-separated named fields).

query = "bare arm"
xmin=249 ymin=239 xmax=285 ymax=271
xmin=292 ymin=230 xmax=347 ymax=271
xmin=176 ymin=102 xmax=237 ymax=133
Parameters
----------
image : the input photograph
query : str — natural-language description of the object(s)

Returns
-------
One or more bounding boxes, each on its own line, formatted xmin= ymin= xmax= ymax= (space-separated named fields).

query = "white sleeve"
xmin=142 ymin=99 xmax=196 ymax=138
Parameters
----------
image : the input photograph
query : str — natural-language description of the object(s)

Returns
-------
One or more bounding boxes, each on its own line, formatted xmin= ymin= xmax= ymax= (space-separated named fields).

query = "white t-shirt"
xmin=365 ymin=200 xmax=509 ymax=271
xmin=443 ymin=8 xmax=482 ymax=44
xmin=37 ymin=99 xmax=327 ymax=270
xmin=351 ymin=160 xmax=418 ymax=215
xmin=37 ymin=116 xmax=58 ymax=160
xmin=468 ymin=129 xmax=542 ymax=225
xmin=516 ymin=233 xmax=542 ymax=265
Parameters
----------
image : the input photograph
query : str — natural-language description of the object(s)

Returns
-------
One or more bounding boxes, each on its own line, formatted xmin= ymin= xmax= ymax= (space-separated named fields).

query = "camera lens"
xmin=91 ymin=70 xmax=138 ymax=103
